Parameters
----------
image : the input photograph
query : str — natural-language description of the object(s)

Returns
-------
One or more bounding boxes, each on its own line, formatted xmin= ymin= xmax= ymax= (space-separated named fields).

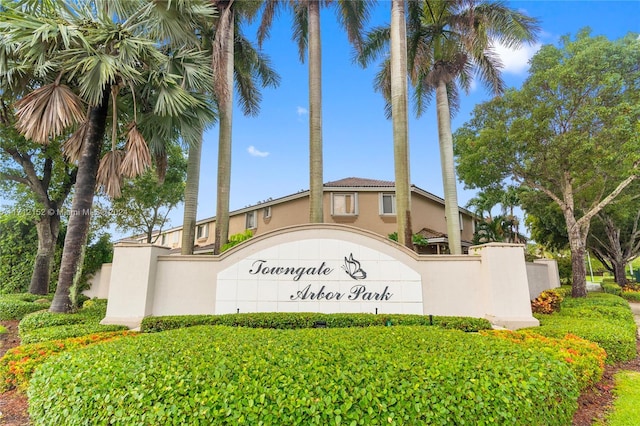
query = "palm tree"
xmin=390 ymin=0 xmax=413 ymax=248
xmin=0 ymin=0 xmax=215 ymax=312
xmin=210 ymin=1 xmax=280 ymax=255
xmin=466 ymin=188 xmax=501 ymax=221
xmin=258 ymin=0 xmax=374 ymax=224
xmin=360 ymin=0 xmax=539 ymax=254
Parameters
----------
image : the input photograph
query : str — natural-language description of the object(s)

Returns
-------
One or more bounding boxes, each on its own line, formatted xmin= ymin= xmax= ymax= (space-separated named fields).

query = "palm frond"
xmin=120 ymin=122 xmax=151 ymax=178
xmin=97 ymin=150 xmax=125 ymax=198
xmin=62 ymin=121 xmax=88 ymax=163
xmin=14 ymin=82 xmax=85 ymax=144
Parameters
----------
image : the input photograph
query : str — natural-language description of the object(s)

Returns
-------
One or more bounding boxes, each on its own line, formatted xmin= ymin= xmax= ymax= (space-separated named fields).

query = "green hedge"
xmin=19 ymin=299 xmax=125 ymax=343
xmin=29 ymin=326 xmax=580 ymax=425
xmin=528 ymin=293 xmax=637 ymax=364
xmin=20 ymin=323 xmax=128 ymax=344
xmin=602 ymin=283 xmax=622 ymax=296
xmin=140 ymin=312 xmax=492 ymax=333
xmin=0 ymin=293 xmax=51 ymax=320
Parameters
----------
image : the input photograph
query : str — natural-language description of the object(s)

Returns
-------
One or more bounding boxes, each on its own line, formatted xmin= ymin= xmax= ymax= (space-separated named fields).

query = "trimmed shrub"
xmin=29 ymin=326 xmax=580 ymax=425
xmin=19 ymin=299 xmax=125 ymax=343
xmin=531 ymin=289 xmax=564 ymax=314
xmin=528 ymin=293 xmax=637 ymax=364
xmin=20 ymin=323 xmax=129 ymax=344
xmin=0 ymin=297 xmax=49 ymax=321
xmin=602 ymin=283 xmax=622 ymax=296
xmin=621 ymin=289 xmax=640 ymax=302
xmin=140 ymin=312 xmax=492 ymax=334
xmin=19 ymin=311 xmax=85 ymax=334
xmin=482 ymin=330 xmax=606 ymax=391
xmin=0 ymin=331 xmax=137 ymax=392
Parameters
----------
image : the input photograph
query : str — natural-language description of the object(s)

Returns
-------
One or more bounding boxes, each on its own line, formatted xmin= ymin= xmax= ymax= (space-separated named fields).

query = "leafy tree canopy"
xmin=454 ymin=29 xmax=640 ymax=296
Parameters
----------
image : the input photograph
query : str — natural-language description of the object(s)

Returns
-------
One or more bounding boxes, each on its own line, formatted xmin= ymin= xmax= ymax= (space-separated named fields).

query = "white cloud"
xmin=247 ymin=145 xmax=269 ymax=157
xmin=296 ymin=106 xmax=308 ymax=116
xmin=494 ymin=41 xmax=541 ymax=75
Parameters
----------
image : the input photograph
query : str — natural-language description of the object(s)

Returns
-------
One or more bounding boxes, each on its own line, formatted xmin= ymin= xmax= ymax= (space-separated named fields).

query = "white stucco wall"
xmin=102 ymin=224 xmax=545 ymax=330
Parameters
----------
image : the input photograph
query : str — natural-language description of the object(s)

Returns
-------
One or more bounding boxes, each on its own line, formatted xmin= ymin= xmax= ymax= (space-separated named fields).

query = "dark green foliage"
xmin=18 ymin=299 xmax=125 ymax=343
xmin=0 ymin=217 xmax=39 ymax=294
xmin=0 ymin=294 xmax=51 ymax=320
xmin=28 ymin=326 xmax=579 ymax=426
xmin=140 ymin=312 xmax=492 ymax=333
xmin=528 ymin=293 xmax=637 ymax=364
xmin=602 ymin=283 xmax=622 ymax=296
xmin=0 ymin=213 xmax=112 ymax=296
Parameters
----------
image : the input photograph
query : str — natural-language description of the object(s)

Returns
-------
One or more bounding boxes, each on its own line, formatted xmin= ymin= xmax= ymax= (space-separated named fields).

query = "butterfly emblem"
xmin=342 ymin=253 xmax=367 ymax=280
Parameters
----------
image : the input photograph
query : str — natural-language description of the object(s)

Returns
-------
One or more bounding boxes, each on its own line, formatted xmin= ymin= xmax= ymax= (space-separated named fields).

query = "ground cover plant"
xmin=0 ymin=331 xmax=137 ymax=392
xmin=28 ymin=326 xmax=581 ymax=426
xmin=140 ymin=312 xmax=492 ymax=333
xmin=18 ymin=299 xmax=127 ymax=344
xmin=482 ymin=330 xmax=605 ymax=391
xmin=0 ymin=293 xmax=50 ymax=320
xmin=528 ymin=292 xmax=637 ymax=364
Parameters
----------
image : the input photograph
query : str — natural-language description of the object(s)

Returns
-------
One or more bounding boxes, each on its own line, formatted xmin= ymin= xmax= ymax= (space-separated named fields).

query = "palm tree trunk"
xmin=308 ymin=0 xmax=324 ymax=223
xmin=28 ymin=212 xmax=60 ymax=295
xmin=435 ymin=79 xmax=462 ymax=254
xmin=213 ymin=10 xmax=234 ymax=255
xmin=51 ymin=88 xmax=110 ymax=312
xmin=390 ymin=0 xmax=412 ymax=249
xmin=181 ymin=129 xmax=203 ymax=255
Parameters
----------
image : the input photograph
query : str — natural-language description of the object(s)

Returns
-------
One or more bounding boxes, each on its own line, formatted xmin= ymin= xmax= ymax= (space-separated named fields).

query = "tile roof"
xmin=416 ymin=227 xmax=447 ymax=239
xmin=324 ymin=177 xmax=395 ymax=187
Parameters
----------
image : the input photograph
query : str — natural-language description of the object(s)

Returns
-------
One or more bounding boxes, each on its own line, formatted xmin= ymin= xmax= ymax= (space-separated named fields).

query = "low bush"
xmin=528 ymin=293 xmax=637 ymax=364
xmin=0 ymin=331 xmax=137 ymax=392
xmin=140 ymin=312 xmax=492 ymax=333
xmin=19 ymin=299 xmax=125 ymax=343
xmin=621 ymin=289 xmax=640 ymax=302
xmin=20 ymin=323 xmax=129 ymax=344
xmin=602 ymin=283 xmax=622 ymax=296
xmin=29 ymin=326 xmax=580 ymax=425
xmin=19 ymin=311 xmax=85 ymax=334
xmin=531 ymin=289 xmax=564 ymax=314
xmin=0 ymin=293 xmax=50 ymax=320
xmin=482 ymin=330 xmax=606 ymax=391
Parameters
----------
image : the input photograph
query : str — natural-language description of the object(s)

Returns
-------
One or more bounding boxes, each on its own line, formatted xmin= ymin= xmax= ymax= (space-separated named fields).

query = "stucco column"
xmin=101 ymin=243 xmax=170 ymax=329
xmin=470 ymin=243 xmax=539 ymax=330
xmin=533 ymin=258 xmax=561 ymax=290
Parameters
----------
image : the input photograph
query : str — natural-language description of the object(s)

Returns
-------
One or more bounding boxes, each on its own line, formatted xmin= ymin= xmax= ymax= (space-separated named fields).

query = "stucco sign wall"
xmin=216 ymin=239 xmax=423 ymax=315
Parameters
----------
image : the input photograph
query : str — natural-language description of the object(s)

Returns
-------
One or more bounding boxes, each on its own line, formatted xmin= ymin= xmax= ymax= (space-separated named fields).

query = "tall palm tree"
xmin=390 ymin=0 xmax=413 ymax=248
xmin=210 ymin=1 xmax=280 ymax=254
xmin=360 ymin=0 xmax=539 ymax=254
xmin=0 ymin=0 xmax=215 ymax=312
xmin=258 ymin=0 xmax=374 ymax=224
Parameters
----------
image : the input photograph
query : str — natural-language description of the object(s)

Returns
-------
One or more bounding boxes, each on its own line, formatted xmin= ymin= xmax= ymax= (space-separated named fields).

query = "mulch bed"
xmin=1 ymin=319 xmax=639 ymax=426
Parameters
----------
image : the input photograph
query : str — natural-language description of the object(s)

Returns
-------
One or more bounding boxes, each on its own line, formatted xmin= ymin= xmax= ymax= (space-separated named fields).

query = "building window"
xmin=246 ymin=211 xmax=257 ymax=229
xmin=263 ymin=206 xmax=271 ymax=219
xmin=161 ymin=234 xmax=167 ymax=245
xmin=196 ymin=224 xmax=208 ymax=239
xmin=332 ymin=193 xmax=357 ymax=215
xmin=380 ymin=193 xmax=396 ymax=215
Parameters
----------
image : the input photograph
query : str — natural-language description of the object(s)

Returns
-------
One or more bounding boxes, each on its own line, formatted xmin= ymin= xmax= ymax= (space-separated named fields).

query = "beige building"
xmin=136 ymin=177 xmax=478 ymax=254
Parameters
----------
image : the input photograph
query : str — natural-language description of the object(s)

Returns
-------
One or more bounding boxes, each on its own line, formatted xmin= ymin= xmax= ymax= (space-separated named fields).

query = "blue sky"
xmin=2 ymin=1 xmax=638 ymax=238
xmin=176 ymin=0 xmax=639 ymax=234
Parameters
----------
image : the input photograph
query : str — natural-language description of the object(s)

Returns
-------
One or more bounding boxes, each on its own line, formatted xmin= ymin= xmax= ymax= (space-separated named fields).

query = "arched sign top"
xmin=216 ymin=224 xmax=424 ymax=315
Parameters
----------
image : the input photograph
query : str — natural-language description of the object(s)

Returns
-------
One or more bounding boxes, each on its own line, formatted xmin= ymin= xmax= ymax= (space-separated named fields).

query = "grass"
xmin=600 ymin=371 xmax=640 ymax=426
